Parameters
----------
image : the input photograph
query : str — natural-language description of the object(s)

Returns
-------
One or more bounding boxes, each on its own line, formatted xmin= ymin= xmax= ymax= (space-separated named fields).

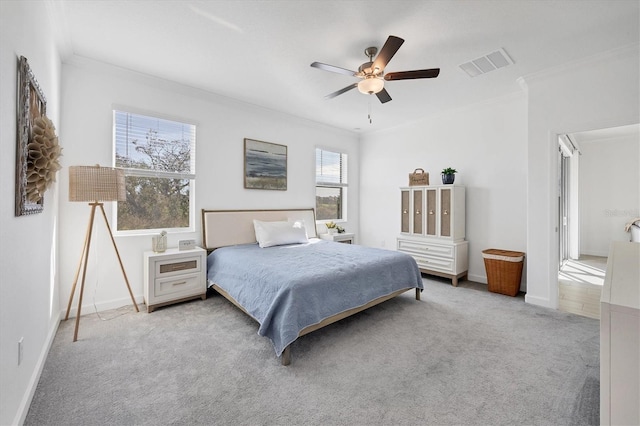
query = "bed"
xmin=202 ymin=208 xmax=423 ymax=365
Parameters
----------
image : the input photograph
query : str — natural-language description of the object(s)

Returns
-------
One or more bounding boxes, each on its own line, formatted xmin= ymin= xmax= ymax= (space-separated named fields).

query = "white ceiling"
xmin=570 ymin=123 xmax=640 ymax=145
xmin=50 ymin=0 xmax=639 ymax=133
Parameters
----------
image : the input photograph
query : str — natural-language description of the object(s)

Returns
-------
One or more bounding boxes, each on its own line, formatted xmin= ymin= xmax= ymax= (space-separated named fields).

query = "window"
xmin=315 ymin=148 xmax=347 ymax=221
xmin=113 ymin=110 xmax=196 ymax=232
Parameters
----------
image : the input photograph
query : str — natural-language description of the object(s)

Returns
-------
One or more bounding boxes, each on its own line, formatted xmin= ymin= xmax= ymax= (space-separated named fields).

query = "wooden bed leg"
xmin=415 ymin=288 xmax=421 ymax=301
xmin=281 ymin=346 xmax=291 ymax=366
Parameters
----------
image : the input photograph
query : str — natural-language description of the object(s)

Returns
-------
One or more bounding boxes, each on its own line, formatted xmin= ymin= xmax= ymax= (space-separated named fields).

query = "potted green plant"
xmin=441 ymin=167 xmax=457 ymax=184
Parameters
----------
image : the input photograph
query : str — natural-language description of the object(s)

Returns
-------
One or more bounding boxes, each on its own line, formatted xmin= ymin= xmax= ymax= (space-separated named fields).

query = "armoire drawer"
xmin=397 ymin=239 xmax=454 ymax=258
xmin=408 ymin=253 xmax=455 ymax=274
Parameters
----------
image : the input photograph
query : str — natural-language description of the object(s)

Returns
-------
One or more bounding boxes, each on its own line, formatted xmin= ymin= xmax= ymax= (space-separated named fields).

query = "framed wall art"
xmin=15 ymin=56 xmax=61 ymax=216
xmin=244 ymin=138 xmax=287 ymax=190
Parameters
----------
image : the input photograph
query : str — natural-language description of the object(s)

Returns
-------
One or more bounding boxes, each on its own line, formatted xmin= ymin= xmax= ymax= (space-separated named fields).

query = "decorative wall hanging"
xmin=244 ymin=138 xmax=287 ymax=190
xmin=15 ymin=56 xmax=62 ymax=216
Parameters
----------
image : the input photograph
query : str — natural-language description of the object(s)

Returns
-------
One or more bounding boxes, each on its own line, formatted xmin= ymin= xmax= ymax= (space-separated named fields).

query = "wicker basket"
xmin=482 ymin=249 xmax=525 ymax=296
xmin=409 ymin=168 xmax=429 ymax=186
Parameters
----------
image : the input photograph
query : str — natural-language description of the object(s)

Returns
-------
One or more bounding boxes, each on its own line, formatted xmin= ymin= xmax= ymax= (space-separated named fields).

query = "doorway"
xmin=556 ymin=124 xmax=640 ymax=319
xmin=557 ymin=134 xmax=602 ymax=319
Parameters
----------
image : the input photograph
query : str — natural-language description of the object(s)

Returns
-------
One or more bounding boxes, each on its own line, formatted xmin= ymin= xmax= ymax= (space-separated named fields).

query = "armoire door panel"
xmin=441 ymin=188 xmax=451 ymax=237
xmin=401 ymin=190 xmax=410 ymax=233
xmin=413 ymin=190 xmax=423 ymax=234
xmin=426 ymin=189 xmax=437 ymax=236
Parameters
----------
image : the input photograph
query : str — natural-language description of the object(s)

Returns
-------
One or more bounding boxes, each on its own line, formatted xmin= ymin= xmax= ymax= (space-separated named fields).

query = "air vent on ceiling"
xmin=459 ymin=48 xmax=514 ymax=78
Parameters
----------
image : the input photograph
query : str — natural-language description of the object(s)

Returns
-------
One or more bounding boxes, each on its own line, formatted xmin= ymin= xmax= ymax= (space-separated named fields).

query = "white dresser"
xmin=600 ymin=241 xmax=640 ymax=426
xmin=397 ymin=185 xmax=468 ymax=286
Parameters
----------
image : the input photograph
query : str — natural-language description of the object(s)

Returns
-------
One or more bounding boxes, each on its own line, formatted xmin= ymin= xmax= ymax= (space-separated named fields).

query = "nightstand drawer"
xmin=155 ymin=256 xmax=201 ymax=277
xmin=397 ymin=240 xmax=453 ymax=258
xmin=154 ymin=272 xmax=202 ymax=298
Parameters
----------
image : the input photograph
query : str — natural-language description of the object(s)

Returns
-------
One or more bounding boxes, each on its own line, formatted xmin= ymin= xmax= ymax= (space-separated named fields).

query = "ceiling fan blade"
xmin=384 ymin=68 xmax=440 ymax=81
xmin=325 ymin=83 xmax=358 ymax=99
xmin=311 ymin=62 xmax=357 ymax=77
xmin=376 ymin=88 xmax=392 ymax=104
xmin=372 ymin=36 xmax=404 ymax=73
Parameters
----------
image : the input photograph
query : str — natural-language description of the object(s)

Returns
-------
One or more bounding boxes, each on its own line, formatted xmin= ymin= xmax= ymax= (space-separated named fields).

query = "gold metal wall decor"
xmin=15 ymin=56 xmax=62 ymax=216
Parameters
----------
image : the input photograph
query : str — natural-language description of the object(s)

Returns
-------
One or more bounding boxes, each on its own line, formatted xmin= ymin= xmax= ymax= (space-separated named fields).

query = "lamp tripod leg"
xmin=65 ymin=212 xmax=93 ymax=321
xmin=72 ymin=204 xmax=98 ymax=342
xmin=98 ymin=204 xmax=139 ymax=312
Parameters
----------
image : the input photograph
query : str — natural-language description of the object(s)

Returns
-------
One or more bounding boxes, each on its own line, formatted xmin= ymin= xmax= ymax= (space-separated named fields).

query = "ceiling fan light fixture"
xmin=357 ymin=77 xmax=384 ymax=94
xmin=311 ymin=35 xmax=439 ymax=103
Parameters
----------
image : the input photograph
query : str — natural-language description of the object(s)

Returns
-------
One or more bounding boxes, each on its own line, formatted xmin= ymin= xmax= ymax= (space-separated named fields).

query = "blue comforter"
xmin=207 ymin=239 xmax=423 ymax=356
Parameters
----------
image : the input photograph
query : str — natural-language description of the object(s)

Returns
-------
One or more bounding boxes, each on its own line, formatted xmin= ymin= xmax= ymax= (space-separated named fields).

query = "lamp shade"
xmin=357 ymin=77 xmax=384 ymax=94
xmin=69 ymin=165 xmax=126 ymax=202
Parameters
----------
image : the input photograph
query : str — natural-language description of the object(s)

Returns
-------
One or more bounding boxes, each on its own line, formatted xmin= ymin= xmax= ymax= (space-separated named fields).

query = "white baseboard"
xmin=467 ymin=273 xmax=487 ymax=284
xmin=525 ymin=293 xmax=553 ymax=309
xmin=65 ymin=294 xmax=145 ymax=319
xmin=580 ymin=249 xmax=609 ymax=258
xmin=14 ymin=310 xmax=62 ymax=426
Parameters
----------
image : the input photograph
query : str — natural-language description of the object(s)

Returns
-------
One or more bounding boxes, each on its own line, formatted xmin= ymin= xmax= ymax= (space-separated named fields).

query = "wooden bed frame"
xmin=201 ymin=208 xmax=421 ymax=365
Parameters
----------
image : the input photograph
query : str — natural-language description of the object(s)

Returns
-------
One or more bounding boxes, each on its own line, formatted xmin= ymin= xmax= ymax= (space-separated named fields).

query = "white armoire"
xmin=397 ymin=185 xmax=468 ymax=286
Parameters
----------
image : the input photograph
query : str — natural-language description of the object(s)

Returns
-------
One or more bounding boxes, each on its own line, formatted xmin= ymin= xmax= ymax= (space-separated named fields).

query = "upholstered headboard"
xmin=201 ymin=208 xmax=318 ymax=250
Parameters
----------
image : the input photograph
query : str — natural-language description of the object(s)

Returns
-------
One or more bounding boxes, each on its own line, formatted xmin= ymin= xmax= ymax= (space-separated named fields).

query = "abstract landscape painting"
xmin=244 ymin=138 xmax=287 ymax=190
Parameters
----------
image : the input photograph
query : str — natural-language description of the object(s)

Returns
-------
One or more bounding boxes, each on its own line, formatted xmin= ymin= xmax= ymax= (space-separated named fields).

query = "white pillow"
xmin=253 ymin=220 xmax=308 ymax=248
xmin=288 ymin=218 xmax=309 ymax=238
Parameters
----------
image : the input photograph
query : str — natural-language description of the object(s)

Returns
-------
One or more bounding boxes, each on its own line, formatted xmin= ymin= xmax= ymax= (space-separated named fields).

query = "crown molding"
xmin=519 ymin=43 xmax=639 ymax=84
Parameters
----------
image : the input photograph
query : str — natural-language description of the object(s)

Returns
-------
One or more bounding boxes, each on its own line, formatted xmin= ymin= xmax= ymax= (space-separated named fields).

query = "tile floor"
xmin=558 ymin=255 xmax=607 ymax=320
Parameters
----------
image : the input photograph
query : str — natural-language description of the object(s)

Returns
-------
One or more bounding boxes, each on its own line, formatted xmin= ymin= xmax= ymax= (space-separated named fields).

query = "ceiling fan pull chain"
xmin=368 ymin=95 xmax=373 ymax=124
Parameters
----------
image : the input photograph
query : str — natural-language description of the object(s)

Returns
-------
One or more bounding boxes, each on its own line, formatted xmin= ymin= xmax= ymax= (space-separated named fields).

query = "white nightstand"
xmin=319 ymin=232 xmax=355 ymax=244
xmin=143 ymin=247 xmax=207 ymax=313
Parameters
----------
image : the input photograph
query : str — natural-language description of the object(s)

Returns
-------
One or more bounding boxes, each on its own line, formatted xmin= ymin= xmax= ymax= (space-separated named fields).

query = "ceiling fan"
xmin=310 ymin=35 xmax=440 ymax=104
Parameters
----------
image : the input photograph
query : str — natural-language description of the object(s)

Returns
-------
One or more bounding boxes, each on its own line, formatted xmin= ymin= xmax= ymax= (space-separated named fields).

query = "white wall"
xmin=522 ymin=44 xmax=639 ymax=309
xmin=579 ymin=135 xmax=640 ymax=256
xmin=58 ymin=57 xmax=360 ymax=318
xmin=0 ymin=2 xmax=62 ymax=425
xmin=359 ymin=92 xmax=527 ymax=287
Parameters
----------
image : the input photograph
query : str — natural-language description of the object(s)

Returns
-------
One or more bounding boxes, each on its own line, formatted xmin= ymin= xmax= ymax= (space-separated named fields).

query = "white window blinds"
xmin=315 ymin=148 xmax=347 ymax=187
xmin=114 ymin=110 xmax=196 ymax=177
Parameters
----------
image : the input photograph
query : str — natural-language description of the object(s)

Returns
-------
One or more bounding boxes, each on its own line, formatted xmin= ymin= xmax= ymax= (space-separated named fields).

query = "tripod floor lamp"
xmin=65 ymin=165 xmax=139 ymax=341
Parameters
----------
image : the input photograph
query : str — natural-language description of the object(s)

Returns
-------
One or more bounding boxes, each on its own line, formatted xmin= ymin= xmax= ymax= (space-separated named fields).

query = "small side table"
xmin=319 ymin=232 xmax=355 ymax=244
xmin=143 ymin=247 xmax=207 ymax=313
